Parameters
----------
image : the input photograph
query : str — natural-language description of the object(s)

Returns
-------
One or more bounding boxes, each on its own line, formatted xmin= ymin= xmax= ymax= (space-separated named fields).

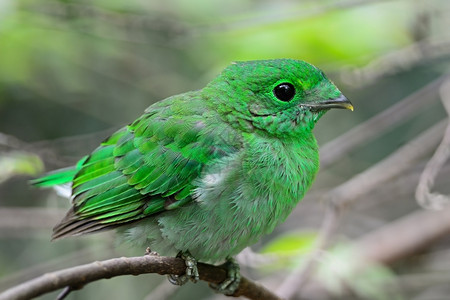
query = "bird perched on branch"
xmin=32 ymin=59 xmax=353 ymax=294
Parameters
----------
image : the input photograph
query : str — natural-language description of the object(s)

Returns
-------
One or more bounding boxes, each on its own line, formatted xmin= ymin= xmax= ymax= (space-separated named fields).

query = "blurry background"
xmin=1 ymin=0 xmax=450 ymax=299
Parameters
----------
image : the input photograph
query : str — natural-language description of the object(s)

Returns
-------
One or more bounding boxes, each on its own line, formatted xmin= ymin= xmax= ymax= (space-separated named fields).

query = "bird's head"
xmin=204 ymin=59 xmax=353 ymax=137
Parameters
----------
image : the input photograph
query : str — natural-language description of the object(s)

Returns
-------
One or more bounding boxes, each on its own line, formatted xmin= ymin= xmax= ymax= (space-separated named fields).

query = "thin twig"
xmin=415 ymin=79 xmax=450 ymax=209
xmin=332 ymin=119 xmax=447 ymax=208
xmin=340 ymin=37 xmax=450 ymax=87
xmin=0 ymin=132 xmax=28 ymax=151
xmin=55 ymin=286 xmax=73 ymax=300
xmin=32 ymin=0 xmax=392 ymax=40
xmin=0 ymin=255 xmax=282 ymax=300
xmin=354 ymin=206 xmax=450 ymax=264
xmin=320 ymin=75 xmax=449 ymax=169
xmin=276 ymin=202 xmax=340 ymax=298
xmin=277 ymin=119 xmax=447 ymax=298
xmin=0 ymin=244 xmax=117 ymax=292
xmin=297 ymin=206 xmax=450 ymax=299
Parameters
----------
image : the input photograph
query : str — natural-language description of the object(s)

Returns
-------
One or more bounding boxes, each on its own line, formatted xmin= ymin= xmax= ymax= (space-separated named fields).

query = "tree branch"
xmin=320 ymin=74 xmax=449 ymax=169
xmin=277 ymin=113 xmax=448 ymax=298
xmin=415 ymin=79 xmax=450 ymax=209
xmin=0 ymin=255 xmax=282 ymax=300
xmin=354 ymin=206 xmax=450 ymax=265
xmin=289 ymin=205 xmax=450 ymax=299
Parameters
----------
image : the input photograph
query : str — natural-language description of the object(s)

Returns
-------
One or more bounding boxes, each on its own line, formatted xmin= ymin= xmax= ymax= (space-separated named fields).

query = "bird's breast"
xmin=185 ymin=134 xmax=320 ymax=260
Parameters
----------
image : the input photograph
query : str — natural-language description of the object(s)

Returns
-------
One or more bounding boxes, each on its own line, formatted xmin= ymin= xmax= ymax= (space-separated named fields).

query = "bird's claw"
xmin=168 ymin=251 xmax=199 ymax=285
xmin=144 ymin=247 xmax=159 ymax=256
xmin=209 ymin=257 xmax=241 ymax=295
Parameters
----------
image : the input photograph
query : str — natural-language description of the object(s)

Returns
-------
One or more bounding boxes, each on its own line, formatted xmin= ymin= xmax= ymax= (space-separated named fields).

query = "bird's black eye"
xmin=273 ymin=83 xmax=296 ymax=102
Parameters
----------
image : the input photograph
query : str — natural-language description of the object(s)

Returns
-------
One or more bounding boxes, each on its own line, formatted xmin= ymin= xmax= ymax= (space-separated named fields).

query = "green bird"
xmin=32 ymin=59 xmax=352 ymax=293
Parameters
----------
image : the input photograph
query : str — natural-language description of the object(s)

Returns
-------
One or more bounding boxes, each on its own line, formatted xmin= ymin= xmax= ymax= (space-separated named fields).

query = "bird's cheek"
xmin=248 ymin=103 xmax=274 ymax=117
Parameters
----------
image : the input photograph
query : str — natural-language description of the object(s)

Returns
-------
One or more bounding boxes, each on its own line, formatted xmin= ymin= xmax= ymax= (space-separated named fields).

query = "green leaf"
xmin=260 ymin=230 xmax=318 ymax=269
xmin=0 ymin=152 xmax=44 ymax=183
xmin=316 ymin=244 xmax=403 ymax=300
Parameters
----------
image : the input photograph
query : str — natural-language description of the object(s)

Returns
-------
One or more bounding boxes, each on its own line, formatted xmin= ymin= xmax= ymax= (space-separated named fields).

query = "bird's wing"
xmin=52 ymin=99 xmax=237 ymax=239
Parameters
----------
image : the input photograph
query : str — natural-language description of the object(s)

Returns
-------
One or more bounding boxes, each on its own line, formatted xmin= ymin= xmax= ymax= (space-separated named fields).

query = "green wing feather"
xmin=30 ymin=156 xmax=88 ymax=187
xmin=46 ymin=96 xmax=237 ymax=239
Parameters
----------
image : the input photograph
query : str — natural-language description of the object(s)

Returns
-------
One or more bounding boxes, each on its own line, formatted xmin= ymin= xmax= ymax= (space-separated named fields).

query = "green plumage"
xmin=33 ymin=59 xmax=352 ymax=262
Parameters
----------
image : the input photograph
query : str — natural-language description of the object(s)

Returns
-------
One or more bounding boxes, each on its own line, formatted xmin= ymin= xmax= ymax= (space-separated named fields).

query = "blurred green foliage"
xmin=315 ymin=245 xmax=401 ymax=300
xmin=0 ymin=0 xmax=432 ymax=144
xmin=261 ymin=230 xmax=317 ymax=268
xmin=262 ymin=231 xmax=401 ymax=299
xmin=0 ymin=152 xmax=43 ymax=183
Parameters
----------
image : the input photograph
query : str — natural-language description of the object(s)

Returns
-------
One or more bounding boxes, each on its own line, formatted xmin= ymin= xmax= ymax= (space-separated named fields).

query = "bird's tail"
xmin=30 ymin=156 xmax=88 ymax=187
xmin=30 ymin=167 xmax=78 ymax=187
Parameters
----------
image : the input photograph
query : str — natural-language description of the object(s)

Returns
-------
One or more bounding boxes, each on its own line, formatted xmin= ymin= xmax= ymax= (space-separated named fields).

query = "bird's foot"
xmin=144 ymin=247 xmax=159 ymax=256
xmin=168 ymin=251 xmax=199 ymax=286
xmin=209 ymin=257 xmax=241 ymax=295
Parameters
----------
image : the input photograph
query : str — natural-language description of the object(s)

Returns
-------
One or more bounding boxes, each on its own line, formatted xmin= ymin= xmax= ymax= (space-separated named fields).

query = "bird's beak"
xmin=305 ymin=94 xmax=354 ymax=111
